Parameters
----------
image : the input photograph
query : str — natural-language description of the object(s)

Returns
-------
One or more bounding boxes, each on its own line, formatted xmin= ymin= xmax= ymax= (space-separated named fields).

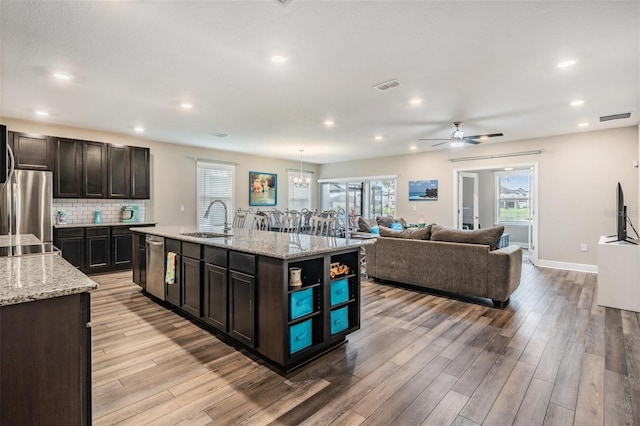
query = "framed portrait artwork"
xmin=249 ymin=171 xmax=277 ymax=206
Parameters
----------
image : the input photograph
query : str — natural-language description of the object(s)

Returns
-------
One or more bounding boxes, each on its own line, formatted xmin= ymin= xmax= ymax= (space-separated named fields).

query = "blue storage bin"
xmin=290 ymin=319 xmax=312 ymax=354
xmin=289 ymin=287 xmax=313 ymax=320
xmin=330 ymin=278 xmax=349 ymax=306
xmin=330 ymin=306 xmax=349 ymax=335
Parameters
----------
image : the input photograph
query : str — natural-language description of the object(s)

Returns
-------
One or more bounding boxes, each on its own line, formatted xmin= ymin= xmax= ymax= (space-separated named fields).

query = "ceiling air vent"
xmin=274 ymin=0 xmax=293 ymax=6
xmin=600 ymin=112 xmax=631 ymax=122
xmin=373 ymin=80 xmax=401 ymax=92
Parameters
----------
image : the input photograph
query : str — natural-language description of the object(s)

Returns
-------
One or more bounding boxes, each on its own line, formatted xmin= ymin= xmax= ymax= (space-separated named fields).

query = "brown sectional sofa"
xmin=365 ymin=225 xmax=522 ymax=308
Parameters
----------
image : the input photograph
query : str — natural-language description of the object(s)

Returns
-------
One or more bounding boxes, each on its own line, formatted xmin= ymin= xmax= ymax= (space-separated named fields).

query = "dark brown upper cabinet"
xmin=9 ymin=131 xmax=54 ymax=171
xmin=107 ymin=145 xmax=131 ymax=199
xmin=130 ymin=146 xmax=150 ymax=199
xmin=82 ymin=141 xmax=108 ymax=198
xmin=54 ymin=137 xmax=83 ymax=198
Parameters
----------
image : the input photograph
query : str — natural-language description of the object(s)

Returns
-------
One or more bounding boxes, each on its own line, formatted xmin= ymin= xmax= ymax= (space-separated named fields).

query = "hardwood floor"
xmin=90 ymin=264 xmax=638 ymax=425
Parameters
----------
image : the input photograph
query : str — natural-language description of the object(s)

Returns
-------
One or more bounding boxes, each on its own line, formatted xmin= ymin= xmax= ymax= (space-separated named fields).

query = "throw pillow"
xmin=369 ymin=226 xmax=380 ymax=235
xmin=357 ymin=217 xmax=377 ymax=233
xmin=379 ymin=225 xmax=431 ymax=240
xmin=389 ymin=222 xmax=404 ymax=230
xmin=430 ymin=225 xmax=505 ymax=251
xmin=376 ymin=215 xmax=396 ymax=228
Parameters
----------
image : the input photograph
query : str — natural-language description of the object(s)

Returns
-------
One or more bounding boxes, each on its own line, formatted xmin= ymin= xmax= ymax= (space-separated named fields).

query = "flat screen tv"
xmin=610 ymin=182 xmax=637 ymax=244
xmin=617 ymin=182 xmax=626 ymax=241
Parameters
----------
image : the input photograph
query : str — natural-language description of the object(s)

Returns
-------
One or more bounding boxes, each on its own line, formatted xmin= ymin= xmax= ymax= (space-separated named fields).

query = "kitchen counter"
xmin=0 ymin=253 xmax=98 ymax=307
xmin=53 ymin=221 xmax=156 ymax=228
xmin=131 ymin=226 xmax=363 ymax=260
xmin=0 ymin=234 xmax=42 ymax=247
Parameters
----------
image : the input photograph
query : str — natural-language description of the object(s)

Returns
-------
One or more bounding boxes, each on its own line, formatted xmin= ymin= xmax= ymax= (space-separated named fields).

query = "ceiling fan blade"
xmin=465 ymin=132 xmax=504 ymax=140
xmin=464 ymin=139 xmax=481 ymax=145
xmin=431 ymin=141 xmax=450 ymax=147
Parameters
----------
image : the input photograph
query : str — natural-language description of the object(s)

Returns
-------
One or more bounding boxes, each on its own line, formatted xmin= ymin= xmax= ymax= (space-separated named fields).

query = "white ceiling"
xmin=1 ymin=1 xmax=638 ymax=164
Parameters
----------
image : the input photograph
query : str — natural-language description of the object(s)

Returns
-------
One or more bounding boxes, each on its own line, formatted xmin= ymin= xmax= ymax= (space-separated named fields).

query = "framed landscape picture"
xmin=409 ymin=179 xmax=438 ymax=201
xmin=249 ymin=171 xmax=277 ymax=206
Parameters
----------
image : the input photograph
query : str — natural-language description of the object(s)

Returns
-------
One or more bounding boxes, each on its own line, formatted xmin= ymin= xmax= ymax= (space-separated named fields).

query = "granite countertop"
xmin=0 ymin=253 xmax=99 ymax=307
xmin=0 ymin=234 xmax=42 ymax=247
xmin=54 ymin=221 xmax=157 ymax=228
xmin=132 ymin=226 xmax=362 ymax=260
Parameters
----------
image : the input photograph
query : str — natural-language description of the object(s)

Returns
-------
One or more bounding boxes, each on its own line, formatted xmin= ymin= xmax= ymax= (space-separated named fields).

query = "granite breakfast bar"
xmin=131 ymin=226 xmax=362 ymax=371
xmin=0 ymin=241 xmax=98 ymax=425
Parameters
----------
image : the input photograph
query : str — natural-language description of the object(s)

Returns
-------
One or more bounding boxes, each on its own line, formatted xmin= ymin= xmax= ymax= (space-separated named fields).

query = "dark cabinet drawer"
xmin=165 ymin=238 xmax=182 ymax=255
xmin=229 ymin=251 xmax=255 ymax=275
xmin=111 ymin=226 xmax=132 ymax=236
xmin=204 ymin=246 xmax=226 ymax=267
xmin=86 ymin=227 xmax=109 ymax=237
xmin=55 ymin=228 xmax=84 ymax=238
xmin=182 ymin=242 xmax=202 ymax=260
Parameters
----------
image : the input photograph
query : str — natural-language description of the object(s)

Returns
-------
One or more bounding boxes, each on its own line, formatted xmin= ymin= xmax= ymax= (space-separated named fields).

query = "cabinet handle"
xmin=296 ymin=333 xmax=306 ymax=341
xmin=86 ymin=322 xmax=92 ymax=328
xmin=336 ymin=289 xmax=344 ymax=294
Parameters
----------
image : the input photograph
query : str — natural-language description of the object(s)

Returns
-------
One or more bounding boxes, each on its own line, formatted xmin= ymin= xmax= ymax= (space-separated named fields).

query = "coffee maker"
xmin=120 ymin=206 xmax=139 ymax=223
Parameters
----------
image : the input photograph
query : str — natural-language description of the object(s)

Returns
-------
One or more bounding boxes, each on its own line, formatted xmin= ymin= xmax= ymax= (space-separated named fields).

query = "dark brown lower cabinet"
xmin=229 ymin=270 xmax=255 ymax=348
xmin=54 ymin=228 xmax=85 ymax=270
xmin=111 ymin=227 xmax=133 ymax=268
xmin=204 ymin=263 xmax=227 ymax=332
xmin=86 ymin=227 xmax=110 ymax=273
xmin=0 ymin=292 xmax=91 ymax=426
xmin=181 ymin=245 xmax=202 ymax=317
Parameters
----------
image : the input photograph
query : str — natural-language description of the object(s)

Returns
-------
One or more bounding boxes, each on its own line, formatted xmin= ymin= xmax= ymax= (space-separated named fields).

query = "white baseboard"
xmin=535 ymin=259 xmax=598 ymax=273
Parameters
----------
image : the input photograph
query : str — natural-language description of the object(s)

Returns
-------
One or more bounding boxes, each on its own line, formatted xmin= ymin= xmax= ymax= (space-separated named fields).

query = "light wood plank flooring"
xmin=90 ymin=264 xmax=639 ymax=425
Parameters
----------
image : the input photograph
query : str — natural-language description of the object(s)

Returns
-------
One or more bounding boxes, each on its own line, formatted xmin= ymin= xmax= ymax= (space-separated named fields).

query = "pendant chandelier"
xmin=293 ymin=148 xmax=311 ymax=187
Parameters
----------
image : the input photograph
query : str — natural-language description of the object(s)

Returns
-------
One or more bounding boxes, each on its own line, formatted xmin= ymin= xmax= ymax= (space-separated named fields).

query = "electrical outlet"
xmin=180 ymin=205 xmax=185 ymax=212
xmin=412 ymin=205 xmax=416 ymax=211
xmin=580 ymin=243 xmax=587 ymax=252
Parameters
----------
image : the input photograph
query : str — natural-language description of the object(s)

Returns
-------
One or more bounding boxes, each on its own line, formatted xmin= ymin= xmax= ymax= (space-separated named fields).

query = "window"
xmin=197 ymin=161 xmax=234 ymax=232
xmin=496 ymin=171 xmax=532 ymax=224
xmin=319 ymin=176 xmax=396 ymax=219
xmin=288 ymin=170 xmax=313 ymax=211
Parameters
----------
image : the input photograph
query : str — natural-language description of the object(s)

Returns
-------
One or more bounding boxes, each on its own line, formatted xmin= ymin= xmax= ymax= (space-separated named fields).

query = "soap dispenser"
xmin=93 ymin=210 xmax=103 ymax=224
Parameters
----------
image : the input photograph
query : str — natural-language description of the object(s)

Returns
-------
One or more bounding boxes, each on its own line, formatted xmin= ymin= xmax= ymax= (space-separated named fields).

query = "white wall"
xmin=320 ymin=126 xmax=639 ymax=266
xmin=1 ymin=117 xmax=320 ymax=227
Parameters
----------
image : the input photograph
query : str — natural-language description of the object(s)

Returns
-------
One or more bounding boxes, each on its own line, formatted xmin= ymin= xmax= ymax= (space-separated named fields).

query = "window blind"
xmin=197 ymin=161 xmax=235 ymax=232
xmin=288 ymin=171 xmax=313 ymax=211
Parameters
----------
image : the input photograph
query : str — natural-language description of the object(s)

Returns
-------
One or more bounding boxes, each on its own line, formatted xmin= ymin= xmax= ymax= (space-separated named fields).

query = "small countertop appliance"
xmin=120 ymin=206 xmax=139 ymax=223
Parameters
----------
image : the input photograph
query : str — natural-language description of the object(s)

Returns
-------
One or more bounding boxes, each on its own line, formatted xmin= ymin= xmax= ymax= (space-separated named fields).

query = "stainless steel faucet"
xmin=203 ymin=199 xmax=231 ymax=235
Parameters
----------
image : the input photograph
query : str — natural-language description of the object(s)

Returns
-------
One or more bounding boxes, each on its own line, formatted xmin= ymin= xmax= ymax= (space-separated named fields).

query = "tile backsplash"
xmin=53 ymin=199 xmax=147 ymax=224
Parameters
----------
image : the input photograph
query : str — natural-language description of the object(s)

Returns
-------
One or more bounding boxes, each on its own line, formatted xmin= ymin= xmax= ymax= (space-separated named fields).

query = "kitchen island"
xmin=0 ymin=238 xmax=98 ymax=425
xmin=132 ymin=226 xmax=362 ymax=371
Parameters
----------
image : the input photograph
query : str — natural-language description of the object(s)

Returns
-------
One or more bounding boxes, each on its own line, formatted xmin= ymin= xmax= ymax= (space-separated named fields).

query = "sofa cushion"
xmin=376 ymin=216 xmax=407 ymax=228
xmin=430 ymin=225 xmax=505 ymax=251
xmin=358 ymin=217 xmax=378 ymax=233
xmin=379 ymin=225 xmax=431 ymax=240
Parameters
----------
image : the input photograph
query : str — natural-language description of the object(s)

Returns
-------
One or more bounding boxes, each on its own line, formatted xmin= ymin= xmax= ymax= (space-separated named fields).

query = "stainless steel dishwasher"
xmin=145 ymin=235 xmax=165 ymax=300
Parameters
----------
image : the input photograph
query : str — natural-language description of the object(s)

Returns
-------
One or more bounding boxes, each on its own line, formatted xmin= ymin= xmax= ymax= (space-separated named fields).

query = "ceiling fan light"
xmin=452 ymin=130 xmax=464 ymax=140
xmin=450 ymin=141 xmax=464 ymax=148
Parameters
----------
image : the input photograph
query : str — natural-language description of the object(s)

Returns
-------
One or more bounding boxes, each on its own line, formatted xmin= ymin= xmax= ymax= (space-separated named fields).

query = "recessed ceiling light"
xmin=479 ymin=135 xmax=489 ymax=140
xmin=557 ymin=59 xmax=576 ymax=68
xmin=374 ymin=135 xmax=383 ymax=141
xmin=180 ymin=102 xmax=193 ymax=109
xmin=52 ymin=72 xmax=73 ymax=81
xmin=409 ymin=145 xmax=417 ymax=150
xmin=577 ymin=122 xmax=589 ymax=127
xmin=35 ymin=110 xmax=49 ymax=116
xmin=450 ymin=141 xmax=464 ymax=148
xmin=570 ymin=100 xmax=585 ymax=107
xmin=504 ymin=167 xmax=514 ymax=171
xmin=214 ymin=132 xmax=230 ymax=138
xmin=409 ymin=98 xmax=424 ymax=105
xmin=134 ymin=126 xmax=145 ymax=132
xmin=271 ymin=55 xmax=287 ymax=63
xmin=324 ymin=120 xmax=335 ymax=127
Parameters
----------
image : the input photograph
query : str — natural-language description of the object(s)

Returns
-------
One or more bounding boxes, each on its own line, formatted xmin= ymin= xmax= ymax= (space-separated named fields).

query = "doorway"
xmin=453 ymin=163 xmax=538 ymax=265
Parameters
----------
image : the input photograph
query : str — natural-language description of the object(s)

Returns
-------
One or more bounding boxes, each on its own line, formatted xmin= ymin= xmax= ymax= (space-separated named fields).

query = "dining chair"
xmin=232 ymin=209 xmax=249 ymax=228
xmin=253 ymin=214 xmax=270 ymax=231
xmin=309 ymin=216 xmax=337 ymax=237
xmin=279 ymin=215 xmax=300 ymax=233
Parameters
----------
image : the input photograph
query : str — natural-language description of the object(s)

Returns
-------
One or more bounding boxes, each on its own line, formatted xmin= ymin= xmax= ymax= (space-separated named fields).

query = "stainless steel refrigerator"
xmin=0 ymin=170 xmax=53 ymax=243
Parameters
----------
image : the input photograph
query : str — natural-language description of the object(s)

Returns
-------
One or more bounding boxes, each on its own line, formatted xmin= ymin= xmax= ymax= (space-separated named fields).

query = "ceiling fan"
xmin=418 ymin=121 xmax=504 ymax=147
